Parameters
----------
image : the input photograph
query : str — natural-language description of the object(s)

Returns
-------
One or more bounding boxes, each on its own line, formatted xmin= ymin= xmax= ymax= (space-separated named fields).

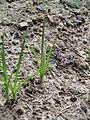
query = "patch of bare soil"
xmin=0 ymin=0 xmax=90 ymax=120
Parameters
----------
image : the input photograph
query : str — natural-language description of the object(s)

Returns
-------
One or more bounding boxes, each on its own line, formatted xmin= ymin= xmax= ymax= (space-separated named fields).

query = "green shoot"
xmin=0 ymin=34 xmax=38 ymax=101
xmin=1 ymin=33 xmax=9 ymax=100
xmin=0 ymin=33 xmax=25 ymax=100
xmin=25 ymin=38 xmax=40 ymax=68
xmin=26 ymin=15 xmax=53 ymax=81
xmin=16 ymin=69 xmax=39 ymax=92
xmin=11 ymin=39 xmax=25 ymax=99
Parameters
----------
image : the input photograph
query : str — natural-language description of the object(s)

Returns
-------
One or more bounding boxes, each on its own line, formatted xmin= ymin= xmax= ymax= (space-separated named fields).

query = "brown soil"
xmin=0 ymin=0 xmax=90 ymax=120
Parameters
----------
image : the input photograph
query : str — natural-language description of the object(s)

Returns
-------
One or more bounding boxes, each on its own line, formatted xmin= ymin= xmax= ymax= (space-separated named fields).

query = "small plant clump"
xmin=0 ymin=16 xmax=53 ymax=101
xmin=0 ymin=34 xmax=38 ymax=101
xmin=25 ymin=15 xmax=53 ymax=81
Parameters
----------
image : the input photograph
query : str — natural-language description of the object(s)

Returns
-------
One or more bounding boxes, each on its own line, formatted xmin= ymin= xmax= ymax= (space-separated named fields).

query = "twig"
xmin=55 ymin=105 xmax=71 ymax=119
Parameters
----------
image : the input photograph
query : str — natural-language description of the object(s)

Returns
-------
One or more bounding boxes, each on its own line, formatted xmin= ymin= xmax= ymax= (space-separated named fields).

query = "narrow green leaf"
xmin=0 ymin=77 xmax=6 ymax=83
xmin=16 ymin=70 xmax=39 ymax=93
xmin=40 ymin=15 xmax=46 ymax=80
xmin=40 ymin=46 xmax=53 ymax=80
xmin=25 ymin=38 xmax=40 ymax=68
xmin=44 ymin=46 xmax=53 ymax=70
xmin=41 ymin=15 xmax=46 ymax=68
xmin=13 ymin=39 xmax=25 ymax=91
xmin=0 ymin=65 xmax=2 ymax=70
xmin=41 ymin=38 xmax=56 ymax=80
xmin=8 ymin=67 xmax=17 ymax=83
xmin=41 ymin=42 xmax=46 ymax=69
xmin=7 ymin=66 xmax=17 ymax=97
xmin=0 ymin=83 xmax=5 ymax=91
xmin=1 ymin=33 xmax=8 ymax=81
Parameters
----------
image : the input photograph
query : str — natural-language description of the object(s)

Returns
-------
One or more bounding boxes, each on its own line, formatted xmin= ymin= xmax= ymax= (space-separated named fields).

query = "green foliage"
xmin=0 ymin=34 xmax=38 ymax=101
xmin=26 ymin=16 xmax=53 ymax=81
xmin=0 ymin=16 xmax=53 ymax=101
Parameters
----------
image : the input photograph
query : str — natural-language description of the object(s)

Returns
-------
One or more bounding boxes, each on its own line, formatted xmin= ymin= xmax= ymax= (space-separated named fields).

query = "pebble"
xmin=82 ymin=39 xmax=88 ymax=44
xmin=76 ymin=15 xmax=85 ymax=25
xmin=18 ymin=22 xmax=28 ymax=31
xmin=12 ymin=39 xmax=19 ymax=45
xmin=70 ymin=96 xmax=77 ymax=102
xmin=76 ymin=15 xmax=85 ymax=22
xmin=84 ymin=26 xmax=88 ymax=31
xmin=36 ymin=5 xmax=46 ymax=12
xmin=16 ymin=108 xmax=24 ymax=115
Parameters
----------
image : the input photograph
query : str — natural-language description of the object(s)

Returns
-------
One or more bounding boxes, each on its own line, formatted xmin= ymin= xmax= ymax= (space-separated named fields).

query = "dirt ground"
xmin=0 ymin=0 xmax=90 ymax=120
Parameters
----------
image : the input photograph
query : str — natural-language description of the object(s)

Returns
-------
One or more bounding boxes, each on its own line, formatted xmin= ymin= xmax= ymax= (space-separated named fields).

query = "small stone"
xmin=70 ymin=96 xmax=77 ymax=102
xmin=12 ymin=39 xmax=19 ymax=45
xmin=36 ymin=5 xmax=46 ymax=12
xmin=76 ymin=15 xmax=85 ymax=25
xmin=16 ymin=108 xmax=24 ymax=115
xmin=30 ymin=33 xmax=34 ymax=38
xmin=84 ymin=26 xmax=88 ymax=31
xmin=82 ymin=39 xmax=88 ymax=44
xmin=61 ymin=87 xmax=65 ymax=92
xmin=76 ymin=15 xmax=85 ymax=22
xmin=18 ymin=22 xmax=28 ymax=31
xmin=59 ymin=91 xmax=64 ymax=95
xmin=6 ymin=0 xmax=14 ymax=3
xmin=81 ymin=105 xmax=87 ymax=113
xmin=7 ymin=49 xmax=12 ymax=54
xmin=10 ymin=30 xmax=14 ymax=35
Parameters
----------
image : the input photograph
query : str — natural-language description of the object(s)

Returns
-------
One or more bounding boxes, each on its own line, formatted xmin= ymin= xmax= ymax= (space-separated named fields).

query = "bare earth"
xmin=0 ymin=0 xmax=90 ymax=120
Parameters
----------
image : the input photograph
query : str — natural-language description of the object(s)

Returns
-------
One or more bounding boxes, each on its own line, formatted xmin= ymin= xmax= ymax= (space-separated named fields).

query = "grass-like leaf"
xmin=12 ymin=39 xmax=25 ymax=98
xmin=0 ymin=34 xmax=39 ymax=101
xmin=25 ymin=38 xmax=40 ymax=68
xmin=26 ymin=15 xmax=53 ymax=81
xmin=1 ymin=33 xmax=8 ymax=81
xmin=0 ymin=65 xmax=2 ymax=70
xmin=1 ymin=33 xmax=9 ymax=99
xmin=0 ymin=34 xmax=25 ymax=100
xmin=0 ymin=77 xmax=5 ymax=82
xmin=16 ymin=69 xmax=39 ymax=92
xmin=39 ymin=15 xmax=53 ymax=80
xmin=40 ymin=45 xmax=53 ymax=80
xmin=41 ymin=15 xmax=46 ymax=69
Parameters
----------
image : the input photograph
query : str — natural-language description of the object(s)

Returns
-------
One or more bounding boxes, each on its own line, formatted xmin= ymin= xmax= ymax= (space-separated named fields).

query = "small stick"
xmin=55 ymin=105 xmax=71 ymax=119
